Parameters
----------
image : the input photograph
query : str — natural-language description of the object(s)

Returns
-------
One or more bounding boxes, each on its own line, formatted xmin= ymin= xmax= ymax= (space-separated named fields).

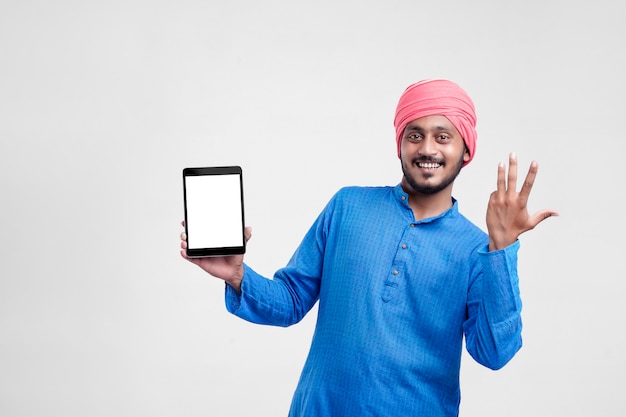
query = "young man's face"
xmin=400 ymin=115 xmax=470 ymax=195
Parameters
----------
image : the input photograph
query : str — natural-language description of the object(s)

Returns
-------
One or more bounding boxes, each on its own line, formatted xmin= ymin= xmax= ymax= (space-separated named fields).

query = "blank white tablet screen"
xmin=185 ymin=173 xmax=243 ymax=250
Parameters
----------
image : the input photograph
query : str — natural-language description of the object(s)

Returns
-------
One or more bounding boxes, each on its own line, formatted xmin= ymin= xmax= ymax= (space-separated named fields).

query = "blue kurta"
xmin=225 ymin=184 xmax=522 ymax=416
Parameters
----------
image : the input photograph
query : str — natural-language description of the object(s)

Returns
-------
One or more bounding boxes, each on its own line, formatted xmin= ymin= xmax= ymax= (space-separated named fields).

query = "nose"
xmin=418 ymin=136 xmax=437 ymax=156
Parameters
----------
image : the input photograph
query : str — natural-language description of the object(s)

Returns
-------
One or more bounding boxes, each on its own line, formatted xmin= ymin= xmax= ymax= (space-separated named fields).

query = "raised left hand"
xmin=486 ymin=153 xmax=559 ymax=251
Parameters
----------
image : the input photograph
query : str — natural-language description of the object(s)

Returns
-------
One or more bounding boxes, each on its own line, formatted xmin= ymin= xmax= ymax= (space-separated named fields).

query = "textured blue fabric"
xmin=225 ymin=184 xmax=522 ymax=416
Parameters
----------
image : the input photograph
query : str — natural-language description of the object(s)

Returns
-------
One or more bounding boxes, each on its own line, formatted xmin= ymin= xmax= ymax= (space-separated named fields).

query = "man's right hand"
xmin=180 ymin=221 xmax=252 ymax=294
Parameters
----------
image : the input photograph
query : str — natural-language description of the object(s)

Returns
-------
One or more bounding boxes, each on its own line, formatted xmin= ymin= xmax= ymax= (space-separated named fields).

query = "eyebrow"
xmin=404 ymin=124 xmax=453 ymax=133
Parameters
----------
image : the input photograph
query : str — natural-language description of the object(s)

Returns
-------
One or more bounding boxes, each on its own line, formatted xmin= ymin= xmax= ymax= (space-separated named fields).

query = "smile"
xmin=417 ymin=162 xmax=442 ymax=169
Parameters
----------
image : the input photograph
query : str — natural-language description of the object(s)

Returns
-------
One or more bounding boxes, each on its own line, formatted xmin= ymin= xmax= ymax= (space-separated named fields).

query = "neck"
xmin=401 ymin=179 xmax=454 ymax=221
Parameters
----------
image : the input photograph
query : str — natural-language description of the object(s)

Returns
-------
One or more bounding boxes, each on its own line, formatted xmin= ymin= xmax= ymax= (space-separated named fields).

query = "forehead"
xmin=404 ymin=115 xmax=457 ymax=132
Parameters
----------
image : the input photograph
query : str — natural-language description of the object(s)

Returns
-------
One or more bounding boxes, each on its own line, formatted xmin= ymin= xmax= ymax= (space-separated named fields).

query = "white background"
xmin=1 ymin=1 xmax=624 ymax=416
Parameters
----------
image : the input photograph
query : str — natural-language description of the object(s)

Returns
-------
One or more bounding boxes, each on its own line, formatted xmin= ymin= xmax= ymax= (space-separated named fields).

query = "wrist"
xmin=488 ymin=237 xmax=516 ymax=252
xmin=225 ymin=266 xmax=244 ymax=294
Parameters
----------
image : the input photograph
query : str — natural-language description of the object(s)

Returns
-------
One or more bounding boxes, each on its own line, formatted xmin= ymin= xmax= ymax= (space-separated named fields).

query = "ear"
xmin=462 ymin=145 xmax=470 ymax=162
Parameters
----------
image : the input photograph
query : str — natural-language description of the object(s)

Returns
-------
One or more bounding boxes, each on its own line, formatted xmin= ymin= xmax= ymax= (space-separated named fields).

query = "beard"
xmin=401 ymin=152 xmax=465 ymax=195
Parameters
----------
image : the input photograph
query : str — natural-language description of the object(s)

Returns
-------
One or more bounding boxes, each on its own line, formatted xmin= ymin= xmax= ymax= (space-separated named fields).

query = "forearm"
xmin=225 ymin=200 xmax=328 ymax=327
xmin=464 ymin=241 xmax=523 ymax=369
xmin=225 ymin=264 xmax=320 ymax=327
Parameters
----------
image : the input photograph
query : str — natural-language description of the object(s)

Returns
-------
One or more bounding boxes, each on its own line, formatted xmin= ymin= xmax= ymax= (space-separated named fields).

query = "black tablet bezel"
xmin=182 ymin=166 xmax=246 ymax=257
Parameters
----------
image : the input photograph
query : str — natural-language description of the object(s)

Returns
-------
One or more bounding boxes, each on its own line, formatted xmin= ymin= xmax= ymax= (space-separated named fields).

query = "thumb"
xmin=530 ymin=209 xmax=559 ymax=229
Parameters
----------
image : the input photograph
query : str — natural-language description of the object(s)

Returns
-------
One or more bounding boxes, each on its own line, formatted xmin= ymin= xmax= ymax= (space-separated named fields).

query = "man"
xmin=180 ymin=79 xmax=558 ymax=416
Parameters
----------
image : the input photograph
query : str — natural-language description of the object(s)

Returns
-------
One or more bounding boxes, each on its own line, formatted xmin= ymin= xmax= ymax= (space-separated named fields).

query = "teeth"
xmin=418 ymin=162 xmax=441 ymax=169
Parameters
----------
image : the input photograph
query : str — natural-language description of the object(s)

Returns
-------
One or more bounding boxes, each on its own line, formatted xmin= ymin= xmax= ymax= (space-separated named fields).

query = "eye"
xmin=406 ymin=133 xmax=423 ymax=142
xmin=436 ymin=134 xmax=450 ymax=141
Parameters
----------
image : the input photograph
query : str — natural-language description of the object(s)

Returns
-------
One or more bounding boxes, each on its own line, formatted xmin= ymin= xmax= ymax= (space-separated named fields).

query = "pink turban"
xmin=394 ymin=79 xmax=477 ymax=166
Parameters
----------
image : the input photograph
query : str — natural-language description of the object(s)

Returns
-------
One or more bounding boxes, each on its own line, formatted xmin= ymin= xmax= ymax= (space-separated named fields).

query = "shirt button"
xmin=410 ymin=224 xmax=415 ymax=227
xmin=402 ymin=244 xmax=407 ymax=249
xmin=401 ymin=195 xmax=406 ymax=201
xmin=393 ymin=270 xmax=399 ymax=275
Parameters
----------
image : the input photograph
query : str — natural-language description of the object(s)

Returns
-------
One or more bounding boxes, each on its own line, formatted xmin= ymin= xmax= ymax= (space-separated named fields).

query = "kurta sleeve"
xmin=463 ymin=240 xmax=523 ymax=370
xmin=224 ymin=197 xmax=335 ymax=327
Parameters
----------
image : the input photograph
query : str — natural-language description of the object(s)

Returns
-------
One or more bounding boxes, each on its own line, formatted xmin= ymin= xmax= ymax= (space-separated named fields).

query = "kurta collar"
xmin=393 ymin=183 xmax=459 ymax=224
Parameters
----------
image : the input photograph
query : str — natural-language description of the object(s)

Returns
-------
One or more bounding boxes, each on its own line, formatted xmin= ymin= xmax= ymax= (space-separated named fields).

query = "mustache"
xmin=412 ymin=156 xmax=445 ymax=165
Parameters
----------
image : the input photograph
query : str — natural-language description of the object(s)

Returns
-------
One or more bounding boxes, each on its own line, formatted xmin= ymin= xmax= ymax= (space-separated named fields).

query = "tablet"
xmin=182 ymin=166 xmax=246 ymax=257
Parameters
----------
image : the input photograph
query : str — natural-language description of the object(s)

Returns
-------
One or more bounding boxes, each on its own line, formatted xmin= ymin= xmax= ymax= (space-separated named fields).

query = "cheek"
xmin=399 ymin=138 xmax=414 ymax=156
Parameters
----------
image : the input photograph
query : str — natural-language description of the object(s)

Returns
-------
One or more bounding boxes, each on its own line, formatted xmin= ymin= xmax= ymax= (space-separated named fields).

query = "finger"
xmin=496 ymin=161 xmax=506 ymax=194
xmin=181 ymin=220 xmax=185 ymax=227
xmin=244 ymin=226 xmax=252 ymax=243
xmin=180 ymin=250 xmax=202 ymax=267
xmin=506 ymin=152 xmax=518 ymax=195
xmin=180 ymin=231 xmax=187 ymax=241
xmin=528 ymin=209 xmax=560 ymax=229
xmin=518 ymin=161 xmax=539 ymax=206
